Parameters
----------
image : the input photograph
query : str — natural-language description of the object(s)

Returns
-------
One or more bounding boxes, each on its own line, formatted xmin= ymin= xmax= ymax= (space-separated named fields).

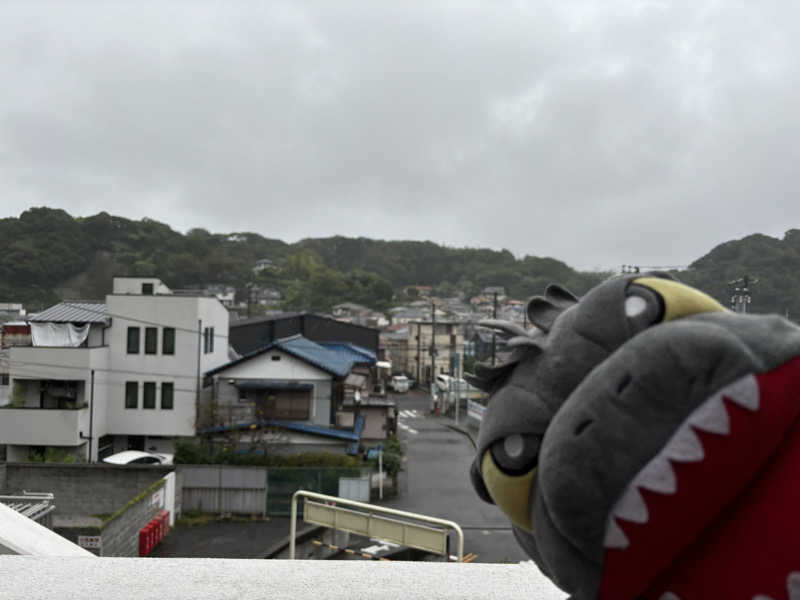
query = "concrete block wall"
xmin=100 ymin=480 xmax=165 ymax=557
xmin=53 ymin=480 xmax=166 ymax=557
xmin=5 ymin=464 xmax=172 ymax=515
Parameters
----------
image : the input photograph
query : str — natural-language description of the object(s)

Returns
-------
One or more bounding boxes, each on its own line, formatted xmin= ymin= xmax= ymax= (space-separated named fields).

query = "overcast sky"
xmin=2 ymin=1 xmax=800 ymax=271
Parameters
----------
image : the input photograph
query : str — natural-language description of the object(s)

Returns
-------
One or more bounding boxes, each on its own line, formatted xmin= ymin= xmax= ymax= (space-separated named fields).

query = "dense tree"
xmin=5 ymin=208 xmax=800 ymax=320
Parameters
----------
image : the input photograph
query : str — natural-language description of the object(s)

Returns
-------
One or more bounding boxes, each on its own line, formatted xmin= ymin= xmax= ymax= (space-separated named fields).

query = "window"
xmin=143 ymin=382 xmax=156 ymax=409
xmin=209 ymin=326 xmax=214 ymax=353
xmin=127 ymin=327 xmax=140 ymax=354
xmin=203 ymin=327 xmax=209 ymax=353
xmin=145 ymin=327 xmax=157 ymax=354
xmin=271 ymin=355 xmax=281 ymax=361
xmin=125 ymin=382 xmax=138 ymax=409
xmin=1 ymin=374 xmax=8 ymax=386
xmin=161 ymin=382 xmax=174 ymax=410
xmin=256 ymin=390 xmax=310 ymax=420
xmin=142 ymin=283 xmax=154 ymax=295
xmin=162 ymin=327 xmax=175 ymax=355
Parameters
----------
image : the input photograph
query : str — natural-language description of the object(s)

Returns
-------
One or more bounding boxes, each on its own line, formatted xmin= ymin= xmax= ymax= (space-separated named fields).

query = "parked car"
xmin=102 ymin=450 xmax=174 ymax=465
xmin=436 ymin=375 xmax=469 ymax=400
xmin=391 ymin=375 xmax=409 ymax=393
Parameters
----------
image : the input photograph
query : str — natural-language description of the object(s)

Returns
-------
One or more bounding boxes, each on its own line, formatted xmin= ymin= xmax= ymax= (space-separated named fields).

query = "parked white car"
xmin=391 ymin=375 xmax=409 ymax=393
xmin=436 ymin=375 xmax=469 ymax=399
xmin=102 ymin=450 xmax=174 ymax=465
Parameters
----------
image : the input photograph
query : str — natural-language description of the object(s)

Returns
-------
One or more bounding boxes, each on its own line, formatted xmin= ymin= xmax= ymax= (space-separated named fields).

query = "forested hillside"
xmin=2 ymin=207 xmax=799 ymax=318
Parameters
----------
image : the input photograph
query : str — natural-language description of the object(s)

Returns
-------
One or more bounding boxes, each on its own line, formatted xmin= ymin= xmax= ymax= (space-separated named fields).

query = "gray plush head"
xmin=466 ymin=272 xmax=747 ymax=596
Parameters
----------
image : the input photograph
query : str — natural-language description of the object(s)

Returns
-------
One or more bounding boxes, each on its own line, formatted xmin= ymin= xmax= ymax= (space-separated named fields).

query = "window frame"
xmin=127 ymin=327 xmax=140 ymax=354
xmin=161 ymin=382 xmax=174 ymax=410
xmin=143 ymin=382 xmax=156 ymax=409
xmin=125 ymin=381 xmax=138 ymax=409
xmin=162 ymin=327 xmax=175 ymax=355
xmin=144 ymin=327 xmax=158 ymax=355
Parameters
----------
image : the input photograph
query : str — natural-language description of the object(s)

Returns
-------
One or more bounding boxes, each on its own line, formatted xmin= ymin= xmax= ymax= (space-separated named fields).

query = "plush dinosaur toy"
xmin=466 ymin=272 xmax=800 ymax=600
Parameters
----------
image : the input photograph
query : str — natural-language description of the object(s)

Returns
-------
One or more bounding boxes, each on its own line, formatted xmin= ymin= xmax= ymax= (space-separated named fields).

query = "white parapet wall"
xmin=0 ymin=556 xmax=568 ymax=600
xmin=0 ymin=503 xmax=94 ymax=557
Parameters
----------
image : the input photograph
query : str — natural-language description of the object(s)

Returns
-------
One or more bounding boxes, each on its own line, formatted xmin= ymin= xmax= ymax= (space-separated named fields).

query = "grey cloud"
xmin=3 ymin=1 xmax=800 ymax=271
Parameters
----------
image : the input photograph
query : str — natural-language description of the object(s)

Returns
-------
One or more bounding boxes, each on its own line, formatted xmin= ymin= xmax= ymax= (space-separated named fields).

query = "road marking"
xmin=399 ymin=409 xmax=421 ymax=419
xmin=398 ymin=423 xmax=419 ymax=435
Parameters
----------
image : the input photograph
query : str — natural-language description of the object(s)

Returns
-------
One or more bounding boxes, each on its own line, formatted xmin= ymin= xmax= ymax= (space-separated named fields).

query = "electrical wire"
xmin=58 ymin=301 xmax=230 ymax=340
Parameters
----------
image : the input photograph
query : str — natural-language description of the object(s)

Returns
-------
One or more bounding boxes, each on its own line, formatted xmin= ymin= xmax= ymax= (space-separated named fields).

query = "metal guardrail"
xmin=0 ymin=491 xmax=56 ymax=522
xmin=290 ymin=490 xmax=464 ymax=562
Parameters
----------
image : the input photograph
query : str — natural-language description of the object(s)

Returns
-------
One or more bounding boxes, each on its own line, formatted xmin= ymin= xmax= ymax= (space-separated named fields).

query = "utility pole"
xmin=491 ymin=292 xmax=498 ymax=366
xmin=430 ymin=302 xmax=437 ymax=413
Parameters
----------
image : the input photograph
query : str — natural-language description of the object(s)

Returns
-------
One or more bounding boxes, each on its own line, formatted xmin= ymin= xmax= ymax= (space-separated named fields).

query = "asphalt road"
xmin=384 ymin=389 xmax=529 ymax=564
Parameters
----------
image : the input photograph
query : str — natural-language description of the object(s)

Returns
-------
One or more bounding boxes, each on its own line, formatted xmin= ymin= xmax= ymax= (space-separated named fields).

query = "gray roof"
xmin=28 ymin=302 xmax=107 ymax=323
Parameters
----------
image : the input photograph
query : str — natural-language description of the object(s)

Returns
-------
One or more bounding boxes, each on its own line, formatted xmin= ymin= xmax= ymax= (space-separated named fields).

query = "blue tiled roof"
xmin=205 ymin=334 xmax=354 ymax=378
xmin=319 ymin=342 xmax=377 ymax=365
xmin=198 ymin=414 xmax=366 ymax=456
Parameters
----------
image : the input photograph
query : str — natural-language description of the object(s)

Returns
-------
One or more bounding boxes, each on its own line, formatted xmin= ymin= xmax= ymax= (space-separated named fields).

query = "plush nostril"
xmin=617 ymin=373 xmax=632 ymax=394
xmin=574 ymin=419 xmax=593 ymax=436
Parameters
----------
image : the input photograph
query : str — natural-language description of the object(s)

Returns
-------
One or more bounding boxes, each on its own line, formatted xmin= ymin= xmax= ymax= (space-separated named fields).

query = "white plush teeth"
xmin=634 ymin=454 xmax=677 ymax=495
xmin=664 ymin=424 xmax=705 ymax=463
xmin=787 ymin=572 xmax=800 ymax=600
xmin=614 ymin=486 xmax=649 ymax=524
xmin=603 ymin=516 xmax=629 ymax=549
xmin=721 ymin=373 xmax=759 ymax=411
xmin=688 ymin=393 xmax=730 ymax=435
xmin=752 ymin=596 xmax=774 ymax=600
xmin=659 ymin=593 xmax=681 ymax=600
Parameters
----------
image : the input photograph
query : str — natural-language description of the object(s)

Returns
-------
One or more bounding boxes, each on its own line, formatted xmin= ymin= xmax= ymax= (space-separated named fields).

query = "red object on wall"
xmin=138 ymin=528 xmax=148 ymax=556
xmin=138 ymin=510 xmax=172 ymax=556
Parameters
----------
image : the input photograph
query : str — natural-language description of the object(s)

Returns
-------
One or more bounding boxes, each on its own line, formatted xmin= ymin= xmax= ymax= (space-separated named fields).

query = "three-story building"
xmin=1 ymin=278 xmax=229 ymax=462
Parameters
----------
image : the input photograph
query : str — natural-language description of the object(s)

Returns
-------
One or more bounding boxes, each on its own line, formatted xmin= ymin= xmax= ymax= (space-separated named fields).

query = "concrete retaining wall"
xmin=4 ymin=463 xmax=172 ymax=515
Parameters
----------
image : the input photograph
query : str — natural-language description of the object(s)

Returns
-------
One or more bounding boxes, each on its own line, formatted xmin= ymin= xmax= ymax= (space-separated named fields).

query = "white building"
xmin=0 ymin=278 xmax=229 ymax=462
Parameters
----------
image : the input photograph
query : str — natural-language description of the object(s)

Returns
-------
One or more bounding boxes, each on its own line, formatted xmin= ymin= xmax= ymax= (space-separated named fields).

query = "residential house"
xmin=482 ymin=286 xmax=507 ymax=301
xmin=0 ymin=349 xmax=9 ymax=408
xmin=331 ymin=302 xmax=371 ymax=320
xmin=382 ymin=324 xmax=411 ymax=375
xmin=251 ymin=258 xmax=277 ymax=275
xmin=1 ymin=277 xmax=229 ymax=462
xmin=201 ymin=335 xmax=375 ymax=454
xmin=1 ymin=321 xmax=31 ymax=348
xmin=251 ymin=286 xmax=282 ymax=307
xmin=402 ymin=285 xmax=432 ymax=299
xmin=205 ymin=284 xmax=237 ymax=308
xmin=407 ymin=321 xmax=464 ymax=387
xmin=390 ymin=308 xmax=428 ymax=325
xmin=0 ymin=303 xmax=26 ymax=320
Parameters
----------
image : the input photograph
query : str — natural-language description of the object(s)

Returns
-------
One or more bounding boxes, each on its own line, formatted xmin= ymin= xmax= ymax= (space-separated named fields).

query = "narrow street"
xmin=384 ymin=389 xmax=529 ymax=564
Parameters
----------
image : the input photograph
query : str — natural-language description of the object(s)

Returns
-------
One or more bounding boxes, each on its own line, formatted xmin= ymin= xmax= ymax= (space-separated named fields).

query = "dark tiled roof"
xmin=28 ymin=302 xmax=107 ymax=323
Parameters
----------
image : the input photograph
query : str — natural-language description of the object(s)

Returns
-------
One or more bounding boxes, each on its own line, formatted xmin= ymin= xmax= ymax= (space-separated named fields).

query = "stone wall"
xmin=4 ymin=463 xmax=172 ymax=515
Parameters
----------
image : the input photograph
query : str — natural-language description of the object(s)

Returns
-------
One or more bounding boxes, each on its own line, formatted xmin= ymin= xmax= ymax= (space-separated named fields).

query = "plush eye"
xmin=625 ymin=283 xmax=664 ymax=330
xmin=490 ymin=433 xmax=540 ymax=476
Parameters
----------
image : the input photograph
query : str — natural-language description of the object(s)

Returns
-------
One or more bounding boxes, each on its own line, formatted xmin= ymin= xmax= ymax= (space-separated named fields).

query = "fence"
xmin=179 ymin=465 xmax=368 ymax=516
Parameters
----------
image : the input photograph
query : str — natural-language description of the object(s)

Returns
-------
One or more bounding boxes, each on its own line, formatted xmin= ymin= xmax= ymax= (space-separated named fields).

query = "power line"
xmin=7 ymin=358 xmax=201 ymax=381
xmin=59 ymin=302 xmax=230 ymax=341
